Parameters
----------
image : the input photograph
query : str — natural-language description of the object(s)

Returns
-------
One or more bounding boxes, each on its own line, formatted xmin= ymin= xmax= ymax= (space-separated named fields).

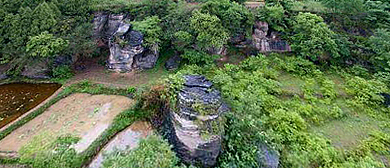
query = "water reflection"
xmin=0 ymin=83 xmax=61 ymax=128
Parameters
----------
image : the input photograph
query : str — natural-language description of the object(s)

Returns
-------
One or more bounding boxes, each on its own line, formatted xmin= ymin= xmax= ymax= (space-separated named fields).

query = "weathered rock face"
xmin=0 ymin=65 xmax=8 ymax=80
xmin=165 ymin=55 xmax=182 ymax=71
xmin=166 ymin=75 xmax=229 ymax=167
xmin=92 ymin=13 xmax=159 ymax=72
xmin=21 ymin=59 xmax=50 ymax=79
xmin=257 ymin=144 xmax=280 ymax=168
xmin=252 ymin=21 xmax=291 ymax=52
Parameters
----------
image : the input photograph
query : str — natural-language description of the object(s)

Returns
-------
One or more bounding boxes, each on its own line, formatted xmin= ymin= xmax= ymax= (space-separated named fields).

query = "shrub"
xmin=257 ymin=4 xmax=286 ymax=32
xmin=26 ymin=31 xmax=68 ymax=58
xmin=291 ymin=12 xmax=339 ymax=61
xmin=190 ymin=10 xmax=229 ymax=51
xmin=368 ymin=29 xmax=390 ymax=72
xmin=132 ymin=16 xmax=162 ymax=49
xmin=201 ymin=0 xmax=254 ymax=36
xmin=52 ymin=65 xmax=73 ymax=80
xmin=181 ymin=49 xmax=219 ymax=65
xmin=345 ymin=76 xmax=388 ymax=107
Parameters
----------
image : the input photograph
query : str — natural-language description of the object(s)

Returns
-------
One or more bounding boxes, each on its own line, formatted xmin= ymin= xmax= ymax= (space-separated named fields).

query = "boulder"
xmin=257 ymin=144 xmax=280 ymax=168
xmin=134 ymin=50 xmax=159 ymax=70
xmin=252 ymin=21 xmax=291 ymax=53
xmin=165 ymin=55 xmax=182 ymax=71
xmin=166 ymin=75 xmax=229 ymax=167
xmin=53 ymin=55 xmax=73 ymax=68
xmin=21 ymin=59 xmax=50 ymax=79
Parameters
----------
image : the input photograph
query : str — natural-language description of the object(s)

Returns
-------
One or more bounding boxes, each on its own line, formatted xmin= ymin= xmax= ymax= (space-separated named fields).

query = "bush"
xmin=52 ymin=65 xmax=73 ymax=80
xmin=132 ymin=16 xmax=162 ymax=49
xmin=257 ymin=4 xmax=286 ymax=32
xmin=190 ymin=10 xmax=229 ymax=51
xmin=368 ymin=28 xmax=390 ymax=72
xmin=291 ymin=12 xmax=339 ymax=61
xmin=26 ymin=31 xmax=68 ymax=58
xmin=181 ymin=49 xmax=218 ymax=65
xmin=201 ymin=0 xmax=254 ymax=36
xmin=345 ymin=76 xmax=388 ymax=107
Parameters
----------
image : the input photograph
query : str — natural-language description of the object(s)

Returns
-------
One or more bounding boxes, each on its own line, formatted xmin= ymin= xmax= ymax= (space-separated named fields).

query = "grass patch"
xmin=311 ymin=112 xmax=381 ymax=149
xmin=102 ymin=134 xmax=180 ymax=168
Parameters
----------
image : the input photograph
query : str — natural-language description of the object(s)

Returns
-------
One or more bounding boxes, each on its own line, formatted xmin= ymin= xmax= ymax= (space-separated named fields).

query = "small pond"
xmin=0 ymin=83 xmax=61 ymax=128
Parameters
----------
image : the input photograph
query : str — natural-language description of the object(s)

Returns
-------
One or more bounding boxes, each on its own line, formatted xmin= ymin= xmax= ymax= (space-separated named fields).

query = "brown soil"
xmin=68 ymin=61 xmax=166 ymax=89
xmin=0 ymin=93 xmax=134 ymax=152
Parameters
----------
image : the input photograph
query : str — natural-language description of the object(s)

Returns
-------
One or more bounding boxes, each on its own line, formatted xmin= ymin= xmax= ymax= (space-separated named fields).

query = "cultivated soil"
xmin=0 ymin=93 xmax=134 ymax=152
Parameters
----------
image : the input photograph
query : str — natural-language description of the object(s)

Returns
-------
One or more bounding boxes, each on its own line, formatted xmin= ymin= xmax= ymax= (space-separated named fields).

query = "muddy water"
xmin=0 ymin=83 xmax=61 ymax=128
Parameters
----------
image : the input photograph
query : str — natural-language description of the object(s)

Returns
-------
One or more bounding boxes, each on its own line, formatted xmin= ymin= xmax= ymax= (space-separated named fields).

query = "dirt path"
xmin=0 ymin=93 xmax=134 ymax=152
xmin=67 ymin=64 xmax=167 ymax=89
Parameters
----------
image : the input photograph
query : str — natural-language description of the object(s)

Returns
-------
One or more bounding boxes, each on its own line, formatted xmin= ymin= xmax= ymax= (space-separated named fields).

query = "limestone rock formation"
xmin=166 ymin=75 xmax=229 ymax=167
xmin=252 ymin=21 xmax=291 ymax=52
xmin=92 ymin=13 xmax=159 ymax=72
xmin=21 ymin=59 xmax=50 ymax=79
xmin=165 ymin=55 xmax=182 ymax=70
xmin=0 ymin=65 xmax=8 ymax=80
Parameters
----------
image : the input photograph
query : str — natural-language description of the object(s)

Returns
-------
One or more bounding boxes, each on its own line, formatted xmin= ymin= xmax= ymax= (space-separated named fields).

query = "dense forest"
xmin=1 ymin=0 xmax=390 ymax=167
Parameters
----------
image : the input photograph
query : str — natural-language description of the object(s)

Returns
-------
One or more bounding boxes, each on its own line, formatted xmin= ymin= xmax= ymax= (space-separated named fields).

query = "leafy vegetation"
xmin=102 ymin=135 xmax=180 ymax=168
xmin=1 ymin=0 xmax=390 ymax=167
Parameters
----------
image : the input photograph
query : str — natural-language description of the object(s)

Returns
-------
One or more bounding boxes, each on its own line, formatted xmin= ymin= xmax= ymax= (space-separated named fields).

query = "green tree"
xmin=132 ymin=16 xmax=162 ymax=50
xmin=257 ymin=4 xmax=286 ymax=32
xmin=321 ymin=0 xmax=365 ymax=14
xmin=173 ymin=31 xmax=193 ymax=52
xmin=56 ymin=0 xmax=90 ymax=17
xmin=30 ymin=2 xmax=58 ymax=35
xmin=26 ymin=31 xmax=68 ymax=58
xmin=190 ymin=10 xmax=229 ymax=51
xmin=369 ymin=29 xmax=390 ymax=72
xmin=0 ymin=7 xmax=33 ymax=62
xmin=201 ymin=0 xmax=254 ymax=36
xmin=291 ymin=12 xmax=339 ymax=61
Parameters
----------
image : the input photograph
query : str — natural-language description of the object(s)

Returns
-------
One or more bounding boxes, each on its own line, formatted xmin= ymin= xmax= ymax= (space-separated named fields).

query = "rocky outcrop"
xmin=165 ymin=55 xmax=182 ymax=70
xmin=21 ymin=59 xmax=50 ymax=79
xmin=92 ymin=12 xmax=159 ymax=72
xmin=257 ymin=144 xmax=280 ymax=168
xmin=165 ymin=75 xmax=229 ymax=167
xmin=252 ymin=21 xmax=291 ymax=53
xmin=0 ymin=65 xmax=8 ymax=80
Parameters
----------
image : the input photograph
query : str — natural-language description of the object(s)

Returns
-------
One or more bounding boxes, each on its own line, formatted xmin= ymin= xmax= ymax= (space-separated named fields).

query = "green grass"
xmin=290 ymin=0 xmax=328 ymax=13
xmin=102 ymin=134 xmax=181 ymax=168
xmin=311 ymin=111 xmax=381 ymax=149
